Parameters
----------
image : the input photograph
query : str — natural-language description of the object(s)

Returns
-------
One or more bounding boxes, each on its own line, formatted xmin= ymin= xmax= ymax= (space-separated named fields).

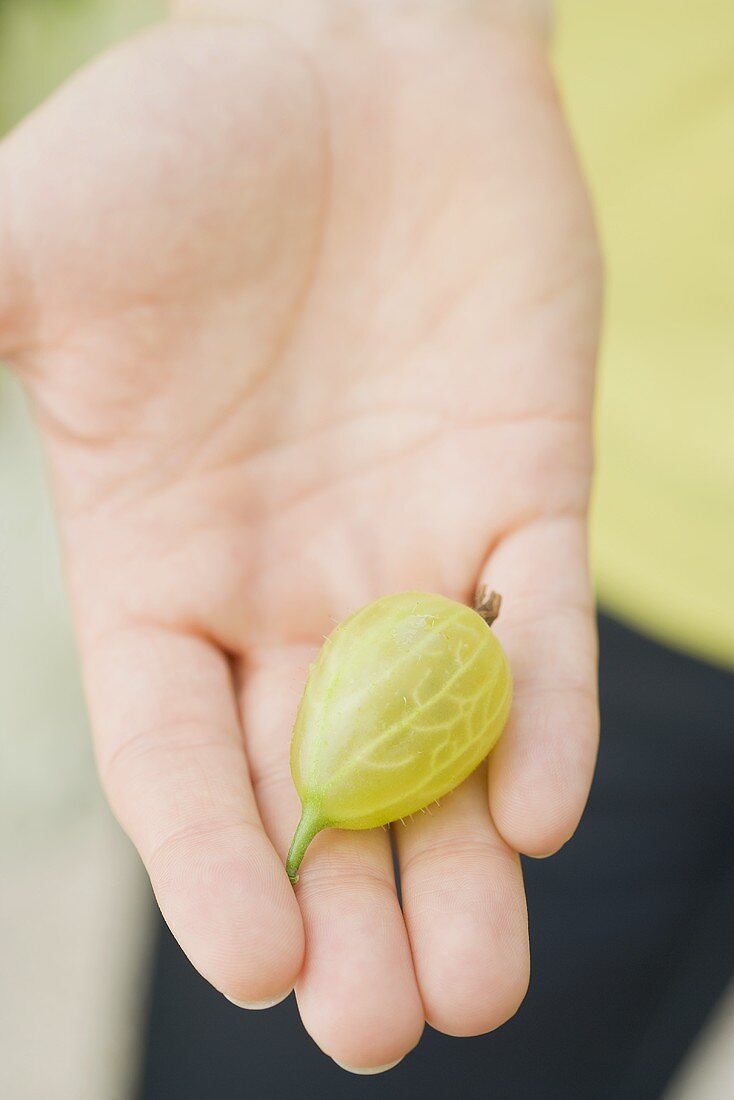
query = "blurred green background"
xmin=0 ymin=0 xmax=163 ymax=133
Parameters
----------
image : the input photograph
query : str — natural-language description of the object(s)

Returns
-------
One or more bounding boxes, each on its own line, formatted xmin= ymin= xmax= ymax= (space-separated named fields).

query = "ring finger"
xmin=395 ymin=764 xmax=529 ymax=1036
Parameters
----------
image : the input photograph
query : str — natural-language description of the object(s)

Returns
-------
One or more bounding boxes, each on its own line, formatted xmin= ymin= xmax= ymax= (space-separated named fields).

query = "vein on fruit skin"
xmin=305 ymin=603 xmax=468 ymax=785
xmin=323 ymin=628 xmax=499 ymax=792
xmin=334 ymin=672 xmax=512 ymax=827
xmin=319 ymin=603 xmax=467 ymax=719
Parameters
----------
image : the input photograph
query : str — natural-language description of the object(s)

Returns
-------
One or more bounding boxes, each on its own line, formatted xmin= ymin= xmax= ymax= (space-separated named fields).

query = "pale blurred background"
xmin=1 ymin=3 xmax=732 ymax=1098
xmin=1 ymin=9 xmax=160 ymax=1100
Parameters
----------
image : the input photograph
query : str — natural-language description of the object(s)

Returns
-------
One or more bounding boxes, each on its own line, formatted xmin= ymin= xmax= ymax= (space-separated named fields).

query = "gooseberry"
xmin=286 ymin=587 xmax=512 ymax=883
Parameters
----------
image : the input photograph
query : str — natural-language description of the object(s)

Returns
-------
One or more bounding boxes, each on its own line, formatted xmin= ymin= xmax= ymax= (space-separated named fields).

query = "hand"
xmin=0 ymin=2 xmax=600 ymax=1070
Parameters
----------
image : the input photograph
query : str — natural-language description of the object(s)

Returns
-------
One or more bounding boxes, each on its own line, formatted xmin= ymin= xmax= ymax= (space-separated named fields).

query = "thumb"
xmin=0 ymin=133 xmax=34 ymax=365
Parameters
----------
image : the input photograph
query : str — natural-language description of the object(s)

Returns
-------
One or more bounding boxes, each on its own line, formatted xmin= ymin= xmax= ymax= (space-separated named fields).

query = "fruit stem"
xmin=474 ymin=585 xmax=502 ymax=627
xmin=286 ymin=805 xmax=323 ymax=885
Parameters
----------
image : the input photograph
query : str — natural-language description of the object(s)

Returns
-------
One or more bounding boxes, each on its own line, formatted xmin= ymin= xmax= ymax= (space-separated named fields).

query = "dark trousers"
xmin=137 ymin=614 xmax=734 ymax=1100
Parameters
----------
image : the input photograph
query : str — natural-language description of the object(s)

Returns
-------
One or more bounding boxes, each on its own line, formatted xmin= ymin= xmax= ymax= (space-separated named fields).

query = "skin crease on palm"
xmin=0 ymin=0 xmax=601 ymax=1073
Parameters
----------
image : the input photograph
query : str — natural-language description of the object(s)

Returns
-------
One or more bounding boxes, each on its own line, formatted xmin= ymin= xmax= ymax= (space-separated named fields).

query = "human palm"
xmin=0 ymin=4 xmax=600 ymax=1070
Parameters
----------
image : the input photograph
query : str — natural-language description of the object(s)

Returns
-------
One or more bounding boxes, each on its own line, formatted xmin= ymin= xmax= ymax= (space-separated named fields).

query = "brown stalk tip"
xmin=474 ymin=585 xmax=502 ymax=627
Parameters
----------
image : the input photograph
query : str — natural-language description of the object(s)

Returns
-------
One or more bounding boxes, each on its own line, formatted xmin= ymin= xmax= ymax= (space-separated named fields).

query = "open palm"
xmin=0 ymin=3 xmax=600 ymax=1071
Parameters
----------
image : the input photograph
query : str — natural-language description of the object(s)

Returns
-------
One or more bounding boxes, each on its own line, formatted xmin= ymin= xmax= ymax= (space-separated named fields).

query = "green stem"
xmin=285 ymin=804 xmax=323 ymax=885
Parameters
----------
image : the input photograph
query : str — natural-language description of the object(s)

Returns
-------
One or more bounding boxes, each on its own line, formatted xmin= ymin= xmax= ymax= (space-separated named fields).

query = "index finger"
xmin=82 ymin=623 xmax=305 ymax=1005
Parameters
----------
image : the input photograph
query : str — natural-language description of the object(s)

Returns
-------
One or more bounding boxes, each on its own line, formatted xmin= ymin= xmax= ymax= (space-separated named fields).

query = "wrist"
xmin=171 ymin=1 xmax=551 ymax=43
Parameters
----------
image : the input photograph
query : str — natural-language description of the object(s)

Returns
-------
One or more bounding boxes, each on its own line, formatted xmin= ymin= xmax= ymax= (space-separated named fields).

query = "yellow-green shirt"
xmin=554 ymin=0 xmax=734 ymax=669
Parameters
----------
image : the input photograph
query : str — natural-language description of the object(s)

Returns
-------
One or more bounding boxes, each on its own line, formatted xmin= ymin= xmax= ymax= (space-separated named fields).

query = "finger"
xmin=481 ymin=514 xmax=599 ymax=856
xmin=396 ymin=766 xmax=529 ymax=1036
xmin=242 ymin=646 xmax=425 ymax=1071
xmin=83 ymin=623 xmax=304 ymax=1005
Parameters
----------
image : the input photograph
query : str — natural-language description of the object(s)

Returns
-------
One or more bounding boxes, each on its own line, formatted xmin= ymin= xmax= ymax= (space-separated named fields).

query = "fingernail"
xmin=333 ymin=1058 xmax=403 ymax=1075
xmin=225 ymin=990 xmax=291 ymax=1010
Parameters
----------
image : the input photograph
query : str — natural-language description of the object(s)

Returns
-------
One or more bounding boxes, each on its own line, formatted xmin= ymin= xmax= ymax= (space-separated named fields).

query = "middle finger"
xmin=241 ymin=645 xmax=425 ymax=1072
